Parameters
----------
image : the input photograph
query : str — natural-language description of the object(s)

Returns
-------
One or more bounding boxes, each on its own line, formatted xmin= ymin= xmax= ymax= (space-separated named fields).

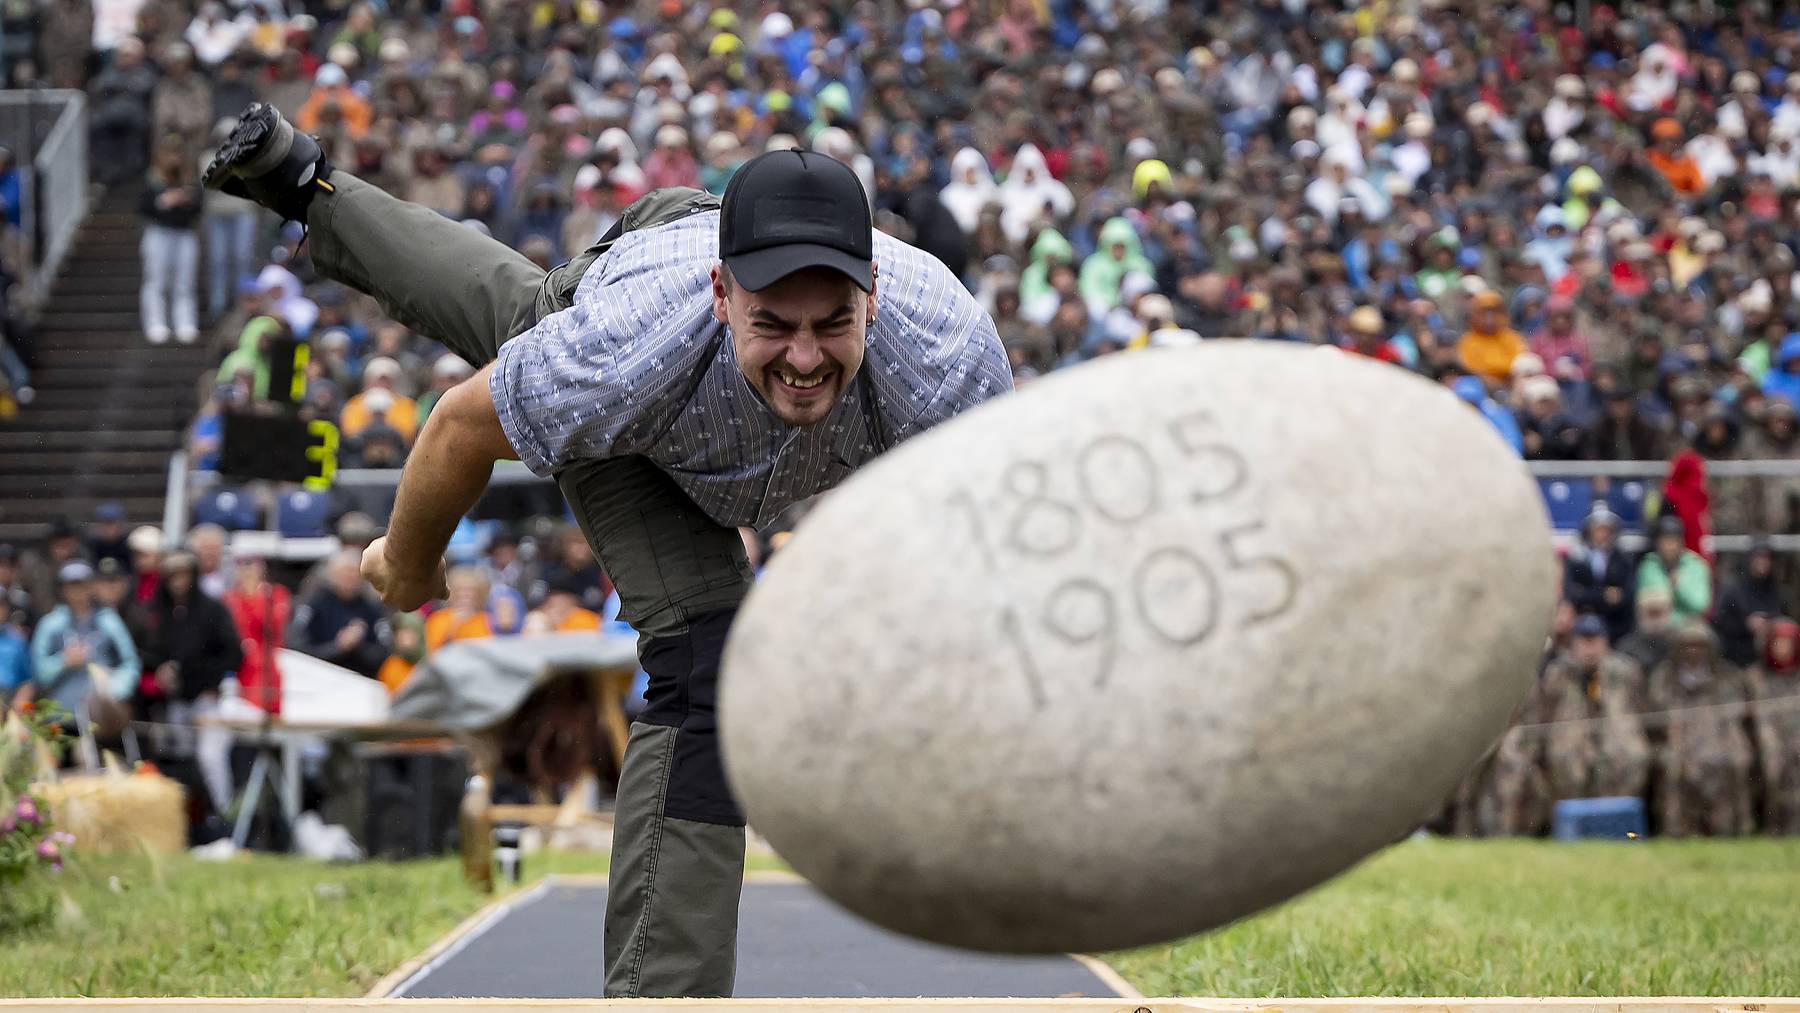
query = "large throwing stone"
xmin=719 ymin=343 xmax=1556 ymax=953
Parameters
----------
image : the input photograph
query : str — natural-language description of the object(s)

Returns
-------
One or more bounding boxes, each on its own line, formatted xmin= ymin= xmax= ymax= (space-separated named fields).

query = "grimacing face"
xmin=714 ymin=264 xmax=876 ymax=428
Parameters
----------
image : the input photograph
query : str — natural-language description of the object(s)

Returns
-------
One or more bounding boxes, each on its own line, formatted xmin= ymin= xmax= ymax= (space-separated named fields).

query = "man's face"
xmin=1639 ymin=601 xmax=1672 ymax=635
xmin=166 ymin=567 xmax=194 ymax=599
xmin=62 ymin=580 xmax=92 ymax=610
xmin=1571 ymin=632 xmax=1607 ymax=668
xmin=1752 ymin=551 xmax=1774 ymax=579
xmin=49 ymin=536 xmax=76 ymax=562
xmin=97 ymin=575 xmax=127 ymax=608
xmin=1473 ymin=306 xmax=1502 ymax=332
xmin=715 ymin=265 xmax=874 ymax=428
xmin=1589 ymin=521 xmax=1616 ymax=550
xmin=328 ymin=557 xmax=362 ymax=598
xmin=1657 ymin=531 xmax=1685 ymax=560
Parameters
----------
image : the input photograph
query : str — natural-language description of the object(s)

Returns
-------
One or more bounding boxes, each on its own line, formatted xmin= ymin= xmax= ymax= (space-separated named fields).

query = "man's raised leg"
xmin=206 ymin=102 xmax=546 ymax=366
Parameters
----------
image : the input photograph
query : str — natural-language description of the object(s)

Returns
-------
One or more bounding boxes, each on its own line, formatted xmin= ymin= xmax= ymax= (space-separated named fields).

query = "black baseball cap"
xmin=721 ymin=148 xmax=873 ymax=293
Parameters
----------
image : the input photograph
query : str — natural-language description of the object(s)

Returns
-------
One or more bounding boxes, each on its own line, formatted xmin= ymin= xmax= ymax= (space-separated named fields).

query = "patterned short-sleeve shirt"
xmin=490 ymin=210 xmax=1012 ymax=528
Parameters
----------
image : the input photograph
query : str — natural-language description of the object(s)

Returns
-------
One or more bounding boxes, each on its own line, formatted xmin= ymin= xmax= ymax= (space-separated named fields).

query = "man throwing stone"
xmin=205 ymin=104 xmax=1010 ymax=997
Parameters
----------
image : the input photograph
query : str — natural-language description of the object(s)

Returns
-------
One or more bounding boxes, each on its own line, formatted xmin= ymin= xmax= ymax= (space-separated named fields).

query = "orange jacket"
xmin=1647 ymin=150 xmax=1706 ymax=196
xmin=1457 ymin=327 xmax=1528 ymax=386
xmin=339 ymin=391 xmax=418 ymax=443
xmin=425 ymin=608 xmax=491 ymax=652
xmin=296 ymin=86 xmax=373 ymax=139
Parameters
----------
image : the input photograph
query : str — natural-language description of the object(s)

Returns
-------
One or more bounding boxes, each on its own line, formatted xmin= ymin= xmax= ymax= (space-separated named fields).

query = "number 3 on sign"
xmin=304 ymin=419 xmax=339 ymax=491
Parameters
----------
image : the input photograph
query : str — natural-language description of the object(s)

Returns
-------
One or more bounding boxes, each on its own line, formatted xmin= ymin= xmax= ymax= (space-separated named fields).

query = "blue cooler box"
xmin=1552 ymin=796 xmax=1647 ymax=841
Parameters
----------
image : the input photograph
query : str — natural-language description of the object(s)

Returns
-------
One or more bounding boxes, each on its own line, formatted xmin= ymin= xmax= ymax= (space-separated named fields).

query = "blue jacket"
xmin=1454 ymin=376 xmax=1524 ymax=455
xmin=1763 ymin=334 xmax=1800 ymax=409
xmin=29 ymin=605 xmax=139 ymax=712
xmin=0 ymin=628 xmax=28 ymax=693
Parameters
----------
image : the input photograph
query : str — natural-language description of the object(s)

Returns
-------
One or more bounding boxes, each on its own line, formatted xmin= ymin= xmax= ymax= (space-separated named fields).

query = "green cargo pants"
xmin=308 ymin=173 xmax=752 ymax=998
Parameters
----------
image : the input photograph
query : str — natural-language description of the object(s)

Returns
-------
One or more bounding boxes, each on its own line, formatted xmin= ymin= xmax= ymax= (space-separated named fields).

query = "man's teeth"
xmin=779 ymin=369 xmax=826 ymax=389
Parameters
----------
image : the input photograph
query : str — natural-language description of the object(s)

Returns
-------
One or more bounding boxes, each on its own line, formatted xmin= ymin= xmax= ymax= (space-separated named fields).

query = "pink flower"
xmin=0 ymin=814 xmax=14 ymax=835
xmin=35 ymin=838 xmax=58 ymax=863
xmin=13 ymin=796 xmax=37 ymax=827
xmin=52 ymin=831 xmax=74 ymax=846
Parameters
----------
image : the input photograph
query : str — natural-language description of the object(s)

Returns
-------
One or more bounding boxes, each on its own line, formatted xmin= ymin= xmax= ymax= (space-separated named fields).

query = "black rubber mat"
xmin=394 ymin=879 xmax=1123 ymax=999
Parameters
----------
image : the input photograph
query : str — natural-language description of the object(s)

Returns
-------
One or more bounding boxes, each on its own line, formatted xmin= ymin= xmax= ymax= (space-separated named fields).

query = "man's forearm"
xmin=385 ymin=415 xmax=499 ymax=573
xmin=383 ymin=363 xmax=514 ymax=576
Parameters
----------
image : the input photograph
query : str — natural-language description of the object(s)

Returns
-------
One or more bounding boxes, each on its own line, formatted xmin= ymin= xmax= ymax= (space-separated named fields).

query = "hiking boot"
xmin=203 ymin=102 xmax=334 ymax=222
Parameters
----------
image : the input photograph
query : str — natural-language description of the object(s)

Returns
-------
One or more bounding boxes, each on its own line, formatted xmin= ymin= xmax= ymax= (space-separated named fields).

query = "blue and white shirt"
xmin=491 ymin=210 xmax=1011 ymax=527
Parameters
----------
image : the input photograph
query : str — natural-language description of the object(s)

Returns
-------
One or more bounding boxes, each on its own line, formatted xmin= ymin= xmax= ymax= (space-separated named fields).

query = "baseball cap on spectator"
xmin=1522 ymin=375 xmax=1561 ymax=403
xmin=434 ymin=354 xmax=475 ymax=381
xmin=364 ymin=357 xmax=404 ymax=387
xmin=58 ymin=561 xmax=94 ymax=584
xmin=1572 ymin=614 xmax=1609 ymax=638
xmin=96 ymin=557 xmax=127 ymax=581
xmin=316 ymin=63 xmax=349 ymax=88
xmin=1511 ymin=353 xmax=1547 ymax=378
xmin=759 ymin=12 xmax=793 ymax=39
xmin=127 ymin=525 xmax=163 ymax=555
xmin=1555 ymin=75 xmax=1586 ymax=99
xmin=1348 ymin=306 xmax=1383 ymax=334
xmin=95 ymin=502 xmax=127 ymax=523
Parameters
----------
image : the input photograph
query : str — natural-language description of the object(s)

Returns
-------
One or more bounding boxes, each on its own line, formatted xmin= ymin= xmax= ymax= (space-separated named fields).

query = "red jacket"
xmin=225 ymin=583 xmax=290 ymax=715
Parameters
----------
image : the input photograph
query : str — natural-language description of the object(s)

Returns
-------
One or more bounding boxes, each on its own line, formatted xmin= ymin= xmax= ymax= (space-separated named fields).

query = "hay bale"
xmin=35 ymin=771 xmax=185 ymax=855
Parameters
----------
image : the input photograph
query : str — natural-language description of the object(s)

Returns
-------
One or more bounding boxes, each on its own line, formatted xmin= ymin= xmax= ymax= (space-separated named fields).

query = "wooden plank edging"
xmin=0 ymin=997 xmax=1797 ymax=1010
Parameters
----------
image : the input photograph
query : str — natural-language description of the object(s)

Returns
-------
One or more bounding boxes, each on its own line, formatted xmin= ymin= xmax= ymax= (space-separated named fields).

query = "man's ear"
xmin=866 ymin=259 xmax=879 ymax=328
xmin=711 ymin=263 xmax=731 ymax=326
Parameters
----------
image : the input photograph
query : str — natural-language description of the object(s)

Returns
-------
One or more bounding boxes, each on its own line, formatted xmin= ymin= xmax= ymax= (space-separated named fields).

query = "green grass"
xmin=0 ymin=847 xmax=785 ymax=998
xmin=4 ymin=839 xmax=1798 ymax=997
xmin=0 ymin=851 xmax=481 ymax=997
xmin=1109 ymin=836 xmax=1800 ymax=997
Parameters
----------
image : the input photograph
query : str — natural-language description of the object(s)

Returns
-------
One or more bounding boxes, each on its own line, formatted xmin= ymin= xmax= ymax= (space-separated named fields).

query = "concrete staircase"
xmin=0 ymin=185 xmax=210 ymax=544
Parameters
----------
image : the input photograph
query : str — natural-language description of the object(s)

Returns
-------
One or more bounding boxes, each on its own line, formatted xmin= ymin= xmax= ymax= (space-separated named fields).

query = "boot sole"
xmin=204 ymin=106 xmax=285 ymax=189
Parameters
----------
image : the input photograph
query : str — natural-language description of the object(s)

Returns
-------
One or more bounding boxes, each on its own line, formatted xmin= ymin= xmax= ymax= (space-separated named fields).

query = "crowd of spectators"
xmin=0 ymin=499 xmax=703 ymax=832
xmin=13 ymin=0 xmax=1800 ymax=494
xmin=15 ymin=0 xmax=1800 ymax=837
xmin=1449 ymin=508 xmax=1800 ymax=839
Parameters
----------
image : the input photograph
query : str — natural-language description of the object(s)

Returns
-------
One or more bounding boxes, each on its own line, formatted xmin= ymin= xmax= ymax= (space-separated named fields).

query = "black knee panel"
xmin=636 ymin=608 xmax=743 ymax=826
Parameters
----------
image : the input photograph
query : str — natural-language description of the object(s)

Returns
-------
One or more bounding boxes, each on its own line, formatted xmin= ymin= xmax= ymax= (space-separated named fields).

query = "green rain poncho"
xmin=1019 ymin=228 xmax=1074 ymax=308
xmin=217 ymin=315 xmax=282 ymax=400
xmin=1079 ymin=217 xmax=1155 ymax=311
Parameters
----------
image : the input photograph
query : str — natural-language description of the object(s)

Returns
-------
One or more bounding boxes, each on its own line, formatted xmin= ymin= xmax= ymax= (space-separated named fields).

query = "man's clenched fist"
xmin=361 ymin=536 xmax=449 ymax=611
